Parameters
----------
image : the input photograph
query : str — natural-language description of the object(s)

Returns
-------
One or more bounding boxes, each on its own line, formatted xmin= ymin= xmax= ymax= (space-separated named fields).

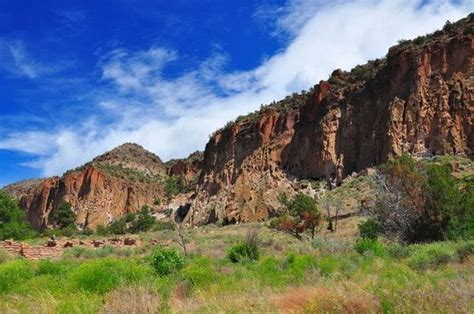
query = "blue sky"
xmin=0 ymin=0 xmax=472 ymax=187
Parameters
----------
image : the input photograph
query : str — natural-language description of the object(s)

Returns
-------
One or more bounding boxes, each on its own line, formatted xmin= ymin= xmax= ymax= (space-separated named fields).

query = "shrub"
xmin=53 ymin=201 xmax=76 ymax=230
xmin=228 ymin=228 xmax=260 ymax=263
xmin=108 ymin=218 xmax=127 ymax=235
xmin=354 ymin=239 xmax=385 ymax=256
xmin=371 ymin=155 xmax=473 ymax=243
xmin=95 ymin=224 xmax=109 ymax=236
xmin=0 ymin=191 xmax=36 ymax=240
xmin=153 ymin=221 xmax=175 ymax=231
xmin=149 ymin=247 xmax=184 ymax=276
xmin=228 ymin=243 xmax=259 ymax=263
xmin=358 ymin=219 xmax=380 ymax=240
xmin=129 ymin=206 xmax=156 ymax=233
xmin=272 ymin=193 xmax=322 ymax=240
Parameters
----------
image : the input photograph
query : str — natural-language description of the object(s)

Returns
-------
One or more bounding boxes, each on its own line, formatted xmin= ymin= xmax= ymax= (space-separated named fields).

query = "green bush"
xmin=53 ymin=201 xmax=76 ymax=230
xmin=107 ymin=218 xmax=127 ymax=235
xmin=228 ymin=243 xmax=259 ymax=263
xmin=358 ymin=219 xmax=380 ymax=240
xmin=354 ymin=239 xmax=385 ymax=256
xmin=129 ymin=206 xmax=156 ymax=233
xmin=405 ymin=242 xmax=469 ymax=271
xmin=372 ymin=155 xmax=473 ymax=243
xmin=0 ymin=191 xmax=36 ymax=240
xmin=153 ymin=221 xmax=175 ymax=231
xmin=150 ymin=247 xmax=184 ymax=276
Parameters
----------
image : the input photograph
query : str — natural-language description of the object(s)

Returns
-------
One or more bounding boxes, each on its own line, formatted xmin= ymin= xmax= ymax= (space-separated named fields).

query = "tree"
xmin=321 ymin=193 xmax=342 ymax=232
xmin=271 ymin=192 xmax=322 ymax=240
xmin=0 ymin=191 xmax=35 ymax=240
xmin=53 ymin=201 xmax=76 ymax=230
xmin=164 ymin=176 xmax=179 ymax=202
xmin=129 ymin=206 xmax=156 ymax=233
xmin=370 ymin=155 xmax=472 ymax=243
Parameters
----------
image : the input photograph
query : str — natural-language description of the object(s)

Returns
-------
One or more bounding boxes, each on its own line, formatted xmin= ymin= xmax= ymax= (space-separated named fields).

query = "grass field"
xmin=1 ymin=219 xmax=473 ymax=313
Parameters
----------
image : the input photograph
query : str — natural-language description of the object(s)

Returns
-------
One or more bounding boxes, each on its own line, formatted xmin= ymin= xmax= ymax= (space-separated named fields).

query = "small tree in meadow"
xmin=271 ymin=192 xmax=322 ymax=240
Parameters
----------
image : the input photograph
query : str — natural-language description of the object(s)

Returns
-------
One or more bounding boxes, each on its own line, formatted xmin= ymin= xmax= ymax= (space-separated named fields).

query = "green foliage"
xmin=153 ymin=221 xmax=175 ymax=231
xmin=97 ymin=163 xmax=162 ymax=183
xmin=272 ymin=192 xmax=322 ymax=239
xmin=0 ymin=191 xmax=35 ymax=240
xmin=129 ymin=206 xmax=156 ymax=233
xmin=95 ymin=224 xmax=109 ymax=236
xmin=358 ymin=219 xmax=380 ymax=240
xmin=372 ymin=155 xmax=473 ymax=243
xmin=386 ymin=244 xmax=410 ymax=259
xmin=183 ymin=257 xmax=218 ymax=288
xmin=53 ymin=201 xmax=76 ymax=230
xmin=164 ymin=176 xmax=189 ymax=201
xmin=149 ymin=247 xmax=184 ymax=276
xmin=228 ymin=228 xmax=260 ymax=263
xmin=106 ymin=218 xmax=127 ymax=235
xmin=70 ymin=258 xmax=152 ymax=294
xmin=0 ymin=260 xmax=35 ymax=293
xmin=228 ymin=243 xmax=259 ymax=263
xmin=354 ymin=239 xmax=385 ymax=256
xmin=407 ymin=242 xmax=456 ymax=271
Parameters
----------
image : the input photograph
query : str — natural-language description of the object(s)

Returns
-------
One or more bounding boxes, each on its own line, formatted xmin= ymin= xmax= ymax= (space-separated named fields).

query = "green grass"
xmin=0 ymin=225 xmax=473 ymax=313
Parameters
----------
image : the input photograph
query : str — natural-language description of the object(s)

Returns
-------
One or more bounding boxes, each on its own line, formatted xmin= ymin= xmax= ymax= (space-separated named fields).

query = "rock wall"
xmin=5 ymin=166 xmax=165 ymax=229
xmin=184 ymin=23 xmax=473 ymax=226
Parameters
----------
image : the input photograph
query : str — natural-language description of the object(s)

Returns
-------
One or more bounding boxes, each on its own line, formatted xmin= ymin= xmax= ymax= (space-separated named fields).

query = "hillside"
xmin=184 ymin=14 xmax=474 ymax=226
xmin=3 ymin=14 xmax=474 ymax=230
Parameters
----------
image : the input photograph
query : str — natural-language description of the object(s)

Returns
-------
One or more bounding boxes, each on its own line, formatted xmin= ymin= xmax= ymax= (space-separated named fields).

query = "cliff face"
xmin=184 ymin=16 xmax=474 ymax=226
xmin=285 ymin=32 xmax=473 ymax=180
xmin=3 ymin=144 xmax=167 ymax=229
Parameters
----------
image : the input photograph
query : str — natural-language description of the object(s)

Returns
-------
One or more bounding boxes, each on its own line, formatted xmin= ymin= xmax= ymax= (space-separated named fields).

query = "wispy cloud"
xmin=0 ymin=39 xmax=63 ymax=79
xmin=0 ymin=0 xmax=472 ymax=178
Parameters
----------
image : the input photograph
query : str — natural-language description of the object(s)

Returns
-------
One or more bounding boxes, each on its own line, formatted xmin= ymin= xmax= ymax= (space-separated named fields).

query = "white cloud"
xmin=0 ymin=0 xmax=472 ymax=177
xmin=0 ymin=39 xmax=64 ymax=79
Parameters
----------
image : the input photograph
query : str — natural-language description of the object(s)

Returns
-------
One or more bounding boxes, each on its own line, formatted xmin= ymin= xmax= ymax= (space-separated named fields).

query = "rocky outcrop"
xmin=184 ymin=15 xmax=474 ymax=226
xmin=3 ymin=144 xmax=167 ymax=229
xmin=166 ymin=151 xmax=204 ymax=185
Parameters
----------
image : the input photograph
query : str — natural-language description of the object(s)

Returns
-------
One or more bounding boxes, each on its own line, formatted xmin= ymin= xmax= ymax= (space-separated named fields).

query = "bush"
xmin=228 ymin=228 xmax=260 ymax=263
xmin=228 ymin=243 xmax=259 ymax=263
xmin=358 ymin=219 xmax=380 ymax=240
xmin=149 ymin=247 xmax=184 ymax=276
xmin=129 ymin=206 xmax=156 ymax=233
xmin=0 ymin=191 xmax=36 ymax=240
xmin=272 ymin=193 xmax=322 ymax=240
xmin=354 ymin=239 xmax=385 ymax=256
xmin=371 ymin=155 xmax=473 ymax=243
xmin=405 ymin=241 xmax=472 ymax=271
xmin=108 ymin=218 xmax=127 ymax=235
xmin=53 ymin=201 xmax=76 ymax=230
